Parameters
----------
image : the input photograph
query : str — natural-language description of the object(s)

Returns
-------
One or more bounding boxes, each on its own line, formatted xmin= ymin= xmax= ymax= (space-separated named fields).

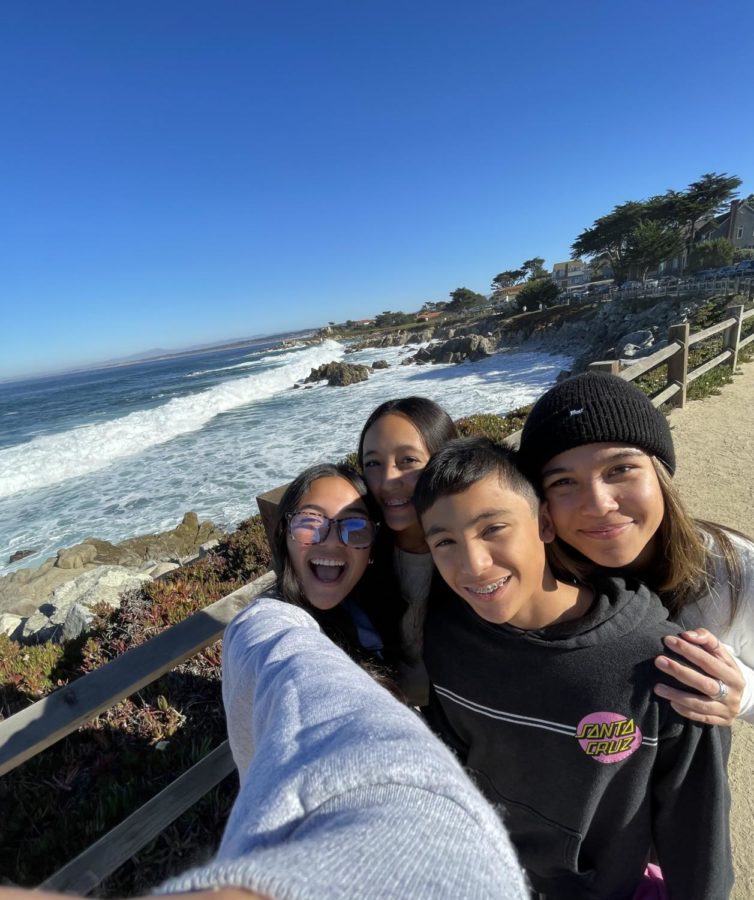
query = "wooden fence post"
xmin=666 ymin=322 xmax=690 ymax=409
xmin=724 ymin=304 xmax=744 ymax=371
xmin=588 ymin=360 xmax=621 ymax=374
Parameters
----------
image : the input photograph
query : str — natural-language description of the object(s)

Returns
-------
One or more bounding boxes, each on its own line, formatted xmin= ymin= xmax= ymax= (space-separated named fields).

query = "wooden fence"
xmin=1 ymin=296 xmax=752 ymax=893
xmin=0 ymin=570 xmax=276 ymax=893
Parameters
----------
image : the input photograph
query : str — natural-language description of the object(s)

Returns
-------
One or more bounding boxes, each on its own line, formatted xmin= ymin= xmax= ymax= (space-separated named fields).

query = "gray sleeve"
xmin=159 ymin=595 xmax=529 ymax=900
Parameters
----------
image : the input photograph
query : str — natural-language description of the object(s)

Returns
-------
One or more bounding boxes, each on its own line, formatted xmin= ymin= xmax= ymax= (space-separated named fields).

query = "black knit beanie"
xmin=519 ymin=372 xmax=676 ymax=479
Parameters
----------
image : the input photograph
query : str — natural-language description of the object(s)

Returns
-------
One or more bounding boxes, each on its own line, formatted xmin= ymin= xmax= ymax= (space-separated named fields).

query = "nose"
xmin=322 ymin=519 xmax=343 ymax=546
xmin=459 ymin=540 xmax=492 ymax=577
xmin=580 ymin=479 xmax=620 ymax=516
xmin=375 ymin=462 xmax=412 ymax=497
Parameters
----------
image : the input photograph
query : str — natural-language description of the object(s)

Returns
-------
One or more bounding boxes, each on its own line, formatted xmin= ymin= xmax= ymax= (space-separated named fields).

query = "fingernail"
xmin=664 ymin=635 xmax=679 ymax=647
xmin=685 ymin=630 xmax=698 ymax=639
xmin=656 ymin=657 xmax=670 ymax=670
xmin=654 ymin=685 xmax=670 ymax=697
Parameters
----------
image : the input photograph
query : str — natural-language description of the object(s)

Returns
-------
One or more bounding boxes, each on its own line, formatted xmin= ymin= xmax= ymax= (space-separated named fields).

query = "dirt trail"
xmin=667 ymin=360 xmax=754 ymax=899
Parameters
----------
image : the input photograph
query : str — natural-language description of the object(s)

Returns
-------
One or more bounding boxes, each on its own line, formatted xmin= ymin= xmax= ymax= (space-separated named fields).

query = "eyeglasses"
xmin=286 ymin=511 xmax=377 ymax=549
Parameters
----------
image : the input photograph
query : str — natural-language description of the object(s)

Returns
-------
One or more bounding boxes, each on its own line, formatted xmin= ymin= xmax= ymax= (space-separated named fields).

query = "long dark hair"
xmin=271 ymin=462 xmax=405 ymax=664
xmin=358 ymin=396 xmax=458 ymax=470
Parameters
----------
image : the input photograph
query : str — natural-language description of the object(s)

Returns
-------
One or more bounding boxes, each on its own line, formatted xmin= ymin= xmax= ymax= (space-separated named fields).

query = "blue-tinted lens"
xmin=338 ymin=517 xmax=375 ymax=548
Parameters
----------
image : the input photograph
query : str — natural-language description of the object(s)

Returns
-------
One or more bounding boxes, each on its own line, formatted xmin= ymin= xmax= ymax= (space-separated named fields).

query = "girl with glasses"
xmin=267 ymin=461 xmax=405 ymax=667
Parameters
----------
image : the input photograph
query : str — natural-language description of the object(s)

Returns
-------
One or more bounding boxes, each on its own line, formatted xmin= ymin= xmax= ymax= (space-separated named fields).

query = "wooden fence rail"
xmin=3 ymin=294 xmax=753 ymax=892
xmin=0 ymin=571 xmax=275 ymax=892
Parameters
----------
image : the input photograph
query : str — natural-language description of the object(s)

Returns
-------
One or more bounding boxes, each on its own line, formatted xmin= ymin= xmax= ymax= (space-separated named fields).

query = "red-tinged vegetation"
xmin=0 ymin=514 xmax=271 ymax=895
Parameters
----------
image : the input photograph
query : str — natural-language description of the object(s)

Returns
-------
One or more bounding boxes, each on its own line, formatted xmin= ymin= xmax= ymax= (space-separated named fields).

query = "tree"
xmin=624 ymin=220 xmax=684 ymax=281
xmin=491 ymin=269 xmax=525 ymax=292
xmin=420 ymin=300 xmax=448 ymax=313
xmin=688 ymin=239 xmax=734 ymax=272
xmin=572 ymin=201 xmax=648 ymax=284
xmin=522 ymin=257 xmax=547 ymax=280
xmin=515 ymin=278 xmax=560 ymax=310
xmin=374 ymin=310 xmax=414 ymax=327
xmin=656 ymin=173 xmax=741 ymax=270
xmin=571 ymin=172 xmax=741 ymax=282
xmin=447 ymin=287 xmax=487 ymax=312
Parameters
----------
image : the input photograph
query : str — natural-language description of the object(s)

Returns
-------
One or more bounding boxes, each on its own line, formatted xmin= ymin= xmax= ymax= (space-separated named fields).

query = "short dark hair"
xmin=271 ymin=462 xmax=376 ymax=606
xmin=358 ymin=396 xmax=458 ymax=467
xmin=414 ymin=437 xmax=540 ymax=518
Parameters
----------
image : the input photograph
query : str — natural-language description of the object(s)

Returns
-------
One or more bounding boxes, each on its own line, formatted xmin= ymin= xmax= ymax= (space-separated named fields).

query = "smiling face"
xmin=541 ymin=443 xmax=665 ymax=572
xmin=421 ymin=474 xmax=557 ymax=628
xmin=285 ymin=475 xmax=373 ymax=610
xmin=361 ymin=413 xmax=431 ymax=549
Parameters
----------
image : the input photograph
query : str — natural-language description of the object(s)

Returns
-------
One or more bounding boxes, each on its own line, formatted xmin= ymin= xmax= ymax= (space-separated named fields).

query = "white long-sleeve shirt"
xmin=673 ymin=530 xmax=754 ymax=722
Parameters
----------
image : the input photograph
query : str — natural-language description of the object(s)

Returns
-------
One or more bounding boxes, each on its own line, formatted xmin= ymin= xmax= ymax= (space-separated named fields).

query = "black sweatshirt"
xmin=423 ymin=576 xmax=732 ymax=900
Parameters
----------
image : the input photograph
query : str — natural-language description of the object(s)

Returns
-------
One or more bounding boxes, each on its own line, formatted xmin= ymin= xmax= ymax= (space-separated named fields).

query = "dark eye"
xmin=484 ymin=524 xmax=507 ymax=538
xmin=432 ymin=537 xmax=453 ymax=549
xmin=402 ymin=456 xmax=422 ymax=465
xmin=608 ymin=465 xmax=635 ymax=478
xmin=544 ymin=477 xmax=574 ymax=490
xmin=363 ymin=459 xmax=379 ymax=468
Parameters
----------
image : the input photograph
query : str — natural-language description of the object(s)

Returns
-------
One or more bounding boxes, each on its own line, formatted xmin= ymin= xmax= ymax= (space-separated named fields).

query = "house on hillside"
xmin=416 ymin=310 xmax=444 ymax=322
xmin=552 ymin=259 xmax=590 ymax=290
xmin=660 ymin=198 xmax=754 ymax=273
xmin=695 ymin=199 xmax=754 ymax=251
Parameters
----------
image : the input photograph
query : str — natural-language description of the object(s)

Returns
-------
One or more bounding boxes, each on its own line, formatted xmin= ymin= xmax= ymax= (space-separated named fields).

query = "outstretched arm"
xmin=2 ymin=598 xmax=527 ymax=900
xmin=163 ymin=596 xmax=528 ymax=900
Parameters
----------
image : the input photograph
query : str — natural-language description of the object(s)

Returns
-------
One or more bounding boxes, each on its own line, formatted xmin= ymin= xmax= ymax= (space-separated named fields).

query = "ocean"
xmin=0 ymin=337 xmax=572 ymax=576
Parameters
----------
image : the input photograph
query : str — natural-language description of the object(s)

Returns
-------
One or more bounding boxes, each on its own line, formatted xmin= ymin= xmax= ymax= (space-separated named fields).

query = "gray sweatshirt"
xmin=160 ymin=595 xmax=529 ymax=900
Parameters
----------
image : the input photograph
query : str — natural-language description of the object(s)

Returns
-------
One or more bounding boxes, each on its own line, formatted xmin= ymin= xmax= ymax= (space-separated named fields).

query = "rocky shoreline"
xmin=1 ymin=290 xmax=735 ymax=647
xmin=299 ymin=292 xmax=721 ymax=385
xmin=0 ymin=512 xmax=225 ymax=643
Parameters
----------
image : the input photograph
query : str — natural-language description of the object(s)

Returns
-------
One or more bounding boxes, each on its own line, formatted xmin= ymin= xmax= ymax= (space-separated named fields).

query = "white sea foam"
xmin=0 ymin=340 xmax=344 ymax=499
xmin=0 ymin=343 xmax=573 ymax=576
xmin=186 ymin=345 xmax=311 ymax=377
xmin=186 ymin=360 xmax=259 ymax=377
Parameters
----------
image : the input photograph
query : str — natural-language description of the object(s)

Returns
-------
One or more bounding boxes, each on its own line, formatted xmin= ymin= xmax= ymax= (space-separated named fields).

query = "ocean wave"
xmin=186 ymin=360 xmax=260 ymax=377
xmin=185 ymin=344 xmax=309 ymax=378
xmin=0 ymin=341 xmax=344 ymax=499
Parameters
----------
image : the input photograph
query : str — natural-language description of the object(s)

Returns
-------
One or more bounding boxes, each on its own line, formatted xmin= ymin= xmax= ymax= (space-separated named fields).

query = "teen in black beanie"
xmin=519 ymin=371 xmax=675 ymax=481
xmin=517 ymin=370 xmax=753 ymax=730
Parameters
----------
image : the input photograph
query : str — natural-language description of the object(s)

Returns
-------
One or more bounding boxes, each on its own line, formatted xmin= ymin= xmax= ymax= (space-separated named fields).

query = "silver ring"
xmin=711 ymin=679 xmax=729 ymax=702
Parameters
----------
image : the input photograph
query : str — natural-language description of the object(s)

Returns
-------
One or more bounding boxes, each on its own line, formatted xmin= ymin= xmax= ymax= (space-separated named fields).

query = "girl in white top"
xmin=358 ymin=397 xmax=458 ymax=703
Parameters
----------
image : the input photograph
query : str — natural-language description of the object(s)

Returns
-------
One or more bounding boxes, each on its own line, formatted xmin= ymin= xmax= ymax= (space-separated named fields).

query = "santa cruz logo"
xmin=575 ymin=711 xmax=642 ymax=764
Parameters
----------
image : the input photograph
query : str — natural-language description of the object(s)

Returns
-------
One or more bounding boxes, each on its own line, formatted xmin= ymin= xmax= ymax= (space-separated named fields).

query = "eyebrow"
xmin=297 ymin=503 xmax=368 ymax=516
xmin=541 ymin=447 xmax=645 ymax=478
xmin=424 ymin=508 xmax=514 ymax=538
xmin=362 ymin=443 xmax=426 ymax=459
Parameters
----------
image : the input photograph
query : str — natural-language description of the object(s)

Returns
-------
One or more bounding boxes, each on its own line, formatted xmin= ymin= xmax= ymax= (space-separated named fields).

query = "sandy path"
xmin=667 ymin=360 xmax=754 ymax=899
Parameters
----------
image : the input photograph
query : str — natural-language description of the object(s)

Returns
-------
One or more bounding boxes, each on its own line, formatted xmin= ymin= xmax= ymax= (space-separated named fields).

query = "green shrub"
xmin=455 ymin=405 xmax=532 ymax=443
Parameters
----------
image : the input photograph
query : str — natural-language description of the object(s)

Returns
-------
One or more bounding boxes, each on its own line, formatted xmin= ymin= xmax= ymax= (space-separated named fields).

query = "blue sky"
xmin=2 ymin=0 xmax=752 ymax=379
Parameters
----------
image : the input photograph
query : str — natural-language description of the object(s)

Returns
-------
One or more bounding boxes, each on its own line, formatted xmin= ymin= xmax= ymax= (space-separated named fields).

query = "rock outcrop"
xmin=0 ymin=512 xmax=226 ymax=622
xmin=303 ymin=361 xmax=370 ymax=386
xmin=19 ymin=566 xmax=153 ymax=644
xmin=404 ymin=334 xmax=495 ymax=365
xmin=8 ymin=548 xmax=35 ymax=564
